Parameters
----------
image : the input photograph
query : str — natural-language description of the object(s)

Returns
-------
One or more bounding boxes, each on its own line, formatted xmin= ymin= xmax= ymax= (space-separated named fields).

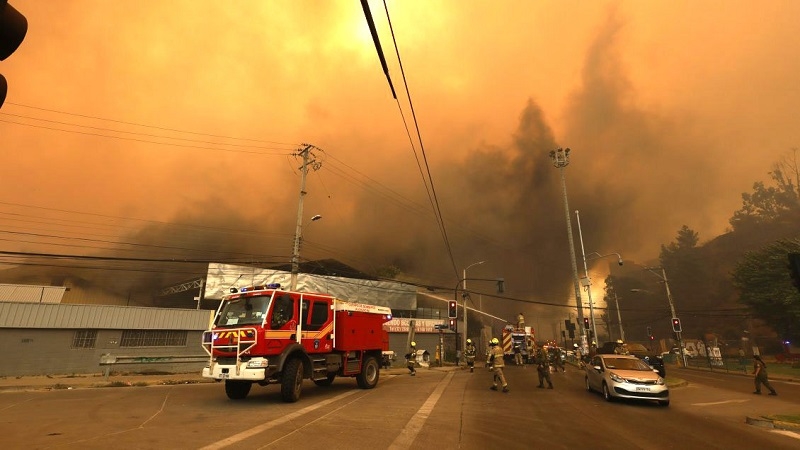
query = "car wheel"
xmin=585 ymin=376 xmax=592 ymax=392
xmin=658 ymin=400 xmax=670 ymax=407
xmin=602 ymin=382 xmax=614 ymax=402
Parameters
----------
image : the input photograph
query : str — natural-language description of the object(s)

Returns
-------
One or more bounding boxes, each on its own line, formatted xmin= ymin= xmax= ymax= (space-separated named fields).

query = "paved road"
xmin=1 ymin=364 xmax=798 ymax=449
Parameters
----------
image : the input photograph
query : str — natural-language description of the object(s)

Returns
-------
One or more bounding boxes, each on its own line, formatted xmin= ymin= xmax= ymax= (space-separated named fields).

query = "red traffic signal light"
xmin=448 ymin=300 xmax=457 ymax=318
xmin=671 ymin=318 xmax=682 ymax=333
xmin=448 ymin=318 xmax=455 ymax=330
xmin=583 ymin=318 xmax=590 ymax=329
xmin=0 ymin=1 xmax=28 ymax=108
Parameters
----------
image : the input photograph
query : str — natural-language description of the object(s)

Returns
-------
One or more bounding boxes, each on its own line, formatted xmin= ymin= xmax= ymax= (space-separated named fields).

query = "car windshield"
xmin=217 ymin=295 xmax=272 ymax=326
xmin=604 ymin=357 xmax=652 ymax=371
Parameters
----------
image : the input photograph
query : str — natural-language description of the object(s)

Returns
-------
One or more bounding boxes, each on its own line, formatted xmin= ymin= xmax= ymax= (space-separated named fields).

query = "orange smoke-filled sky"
xmin=2 ymin=1 xmax=799 ymax=326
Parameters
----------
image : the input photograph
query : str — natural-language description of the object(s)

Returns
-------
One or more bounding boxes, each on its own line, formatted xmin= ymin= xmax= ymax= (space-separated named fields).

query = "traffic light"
xmin=448 ymin=318 xmax=455 ymax=330
xmin=448 ymin=300 xmax=457 ymax=318
xmin=0 ymin=1 xmax=28 ymax=108
xmin=671 ymin=318 xmax=682 ymax=333
xmin=788 ymin=253 xmax=800 ymax=293
xmin=583 ymin=317 xmax=590 ymax=329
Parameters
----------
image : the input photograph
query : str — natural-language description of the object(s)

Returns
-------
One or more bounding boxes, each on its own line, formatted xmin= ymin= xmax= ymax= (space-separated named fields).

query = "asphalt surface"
xmin=2 ymin=360 xmax=797 ymax=392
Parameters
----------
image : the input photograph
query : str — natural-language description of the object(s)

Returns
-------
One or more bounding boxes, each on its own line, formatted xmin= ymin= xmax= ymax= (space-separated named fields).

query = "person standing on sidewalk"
xmin=487 ymin=338 xmax=509 ymax=392
xmin=753 ymin=355 xmax=777 ymax=395
xmin=738 ymin=348 xmax=747 ymax=373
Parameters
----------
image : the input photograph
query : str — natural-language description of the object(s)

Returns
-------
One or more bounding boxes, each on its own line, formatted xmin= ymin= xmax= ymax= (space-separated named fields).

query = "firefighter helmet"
xmin=466 ymin=338 xmax=472 ymax=344
xmin=411 ymin=341 xmax=416 ymax=347
xmin=490 ymin=338 xmax=499 ymax=345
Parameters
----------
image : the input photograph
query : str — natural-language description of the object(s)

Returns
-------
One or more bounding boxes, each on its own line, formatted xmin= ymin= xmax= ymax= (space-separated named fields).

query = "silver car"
xmin=585 ymin=354 xmax=670 ymax=406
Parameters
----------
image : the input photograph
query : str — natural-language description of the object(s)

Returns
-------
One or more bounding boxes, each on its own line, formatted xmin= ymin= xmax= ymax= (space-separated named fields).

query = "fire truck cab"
xmin=201 ymin=284 xmax=392 ymax=403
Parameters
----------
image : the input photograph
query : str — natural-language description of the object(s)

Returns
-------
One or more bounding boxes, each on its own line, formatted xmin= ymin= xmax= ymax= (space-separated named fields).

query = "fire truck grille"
xmin=216 ymin=357 xmax=249 ymax=365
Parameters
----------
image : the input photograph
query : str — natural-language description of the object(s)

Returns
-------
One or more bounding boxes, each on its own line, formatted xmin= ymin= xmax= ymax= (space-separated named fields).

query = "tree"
xmin=658 ymin=225 xmax=712 ymax=338
xmin=732 ymin=238 xmax=800 ymax=343
xmin=730 ymin=149 xmax=799 ymax=232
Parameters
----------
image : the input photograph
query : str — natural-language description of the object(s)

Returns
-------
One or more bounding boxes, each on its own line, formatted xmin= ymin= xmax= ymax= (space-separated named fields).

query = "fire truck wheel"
xmin=224 ymin=380 xmax=252 ymax=400
xmin=356 ymin=356 xmax=380 ymax=389
xmin=281 ymin=357 xmax=304 ymax=403
xmin=313 ymin=373 xmax=336 ymax=386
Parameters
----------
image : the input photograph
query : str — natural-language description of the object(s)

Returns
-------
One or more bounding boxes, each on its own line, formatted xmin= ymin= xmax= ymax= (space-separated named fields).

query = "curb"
xmin=746 ymin=416 xmax=800 ymax=432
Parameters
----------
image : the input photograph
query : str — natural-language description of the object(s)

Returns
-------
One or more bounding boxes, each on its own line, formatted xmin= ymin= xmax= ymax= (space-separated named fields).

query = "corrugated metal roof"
xmin=0 ymin=284 xmax=65 ymax=303
xmin=0 ymin=302 xmax=212 ymax=330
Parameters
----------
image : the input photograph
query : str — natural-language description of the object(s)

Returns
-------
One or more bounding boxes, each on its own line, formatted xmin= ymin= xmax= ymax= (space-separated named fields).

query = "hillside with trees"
xmin=605 ymin=150 xmax=800 ymax=354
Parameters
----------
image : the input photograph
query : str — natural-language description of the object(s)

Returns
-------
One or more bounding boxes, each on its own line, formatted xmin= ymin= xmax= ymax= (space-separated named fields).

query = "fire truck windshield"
xmin=217 ymin=296 xmax=270 ymax=326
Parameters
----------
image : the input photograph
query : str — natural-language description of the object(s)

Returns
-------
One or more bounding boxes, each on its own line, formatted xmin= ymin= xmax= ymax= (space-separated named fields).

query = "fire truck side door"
xmin=300 ymin=298 xmax=332 ymax=352
xmin=269 ymin=293 xmax=297 ymax=331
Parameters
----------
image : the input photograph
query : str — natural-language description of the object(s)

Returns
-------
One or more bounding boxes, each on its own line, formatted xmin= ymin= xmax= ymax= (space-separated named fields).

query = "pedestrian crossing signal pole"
xmin=645 ymin=266 xmax=686 ymax=367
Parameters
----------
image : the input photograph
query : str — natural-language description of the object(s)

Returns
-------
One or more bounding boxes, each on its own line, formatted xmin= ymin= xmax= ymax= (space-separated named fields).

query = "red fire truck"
xmin=201 ymin=284 xmax=392 ymax=402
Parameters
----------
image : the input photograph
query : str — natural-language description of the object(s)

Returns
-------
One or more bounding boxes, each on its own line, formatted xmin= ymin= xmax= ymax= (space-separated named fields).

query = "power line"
xmin=361 ymin=1 xmax=459 ymax=281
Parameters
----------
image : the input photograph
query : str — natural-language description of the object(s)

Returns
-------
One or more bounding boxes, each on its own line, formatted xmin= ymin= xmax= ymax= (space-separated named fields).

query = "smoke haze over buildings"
xmin=2 ymin=1 xmax=799 ymax=332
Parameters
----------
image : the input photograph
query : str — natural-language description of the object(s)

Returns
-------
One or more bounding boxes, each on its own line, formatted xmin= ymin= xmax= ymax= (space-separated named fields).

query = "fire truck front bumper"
xmin=203 ymin=358 xmax=275 ymax=381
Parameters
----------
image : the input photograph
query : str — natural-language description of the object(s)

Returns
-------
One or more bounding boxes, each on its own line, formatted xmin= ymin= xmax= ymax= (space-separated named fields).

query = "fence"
xmin=681 ymin=355 xmax=750 ymax=374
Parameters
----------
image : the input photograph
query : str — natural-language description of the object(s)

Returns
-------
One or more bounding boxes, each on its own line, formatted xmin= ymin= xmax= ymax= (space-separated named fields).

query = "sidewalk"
xmin=0 ymin=365 xmax=460 ymax=393
xmin=0 ymin=371 xmax=213 ymax=393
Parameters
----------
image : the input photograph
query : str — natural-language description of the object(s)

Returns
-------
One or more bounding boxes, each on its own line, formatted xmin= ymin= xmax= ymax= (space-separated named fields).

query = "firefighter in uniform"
xmin=574 ymin=343 xmax=585 ymax=368
xmin=536 ymin=347 xmax=553 ymax=389
xmin=552 ymin=347 xmax=565 ymax=372
xmin=406 ymin=342 xmax=417 ymax=376
xmin=487 ymin=338 xmax=509 ymax=392
xmin=513 ymin=343 xmax=523 ymax=366
xmin=464 ymin=339 xmax=477 ymax=372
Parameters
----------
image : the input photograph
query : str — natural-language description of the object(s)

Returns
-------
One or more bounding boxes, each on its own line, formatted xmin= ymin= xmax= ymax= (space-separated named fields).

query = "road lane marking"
xmin=691 ymin=399 xmax=749 ymax=406
xmin=388 ymin=371 xmax=454 ymax=450
xmin=771 ymin=430 xmax=800 ymax=440
xmin=200 ymin=390 xmax=359 ymax=450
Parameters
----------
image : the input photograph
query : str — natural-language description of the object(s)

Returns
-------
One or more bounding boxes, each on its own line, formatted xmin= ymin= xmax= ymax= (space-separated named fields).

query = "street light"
xmin=290 ymin=214 xmax=322 ymax=290
xmin=462 ymin=260 xmax=485 ymax=353
xmin=633 ymin=267 xmax=686 ymax=367
xmin=549 ymin=147 xmax=587 ymax=352
xmin=454 ymin=276 xmax=504 ymax=357
xmin=575 ymin=209 xmax=624 ymax=345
